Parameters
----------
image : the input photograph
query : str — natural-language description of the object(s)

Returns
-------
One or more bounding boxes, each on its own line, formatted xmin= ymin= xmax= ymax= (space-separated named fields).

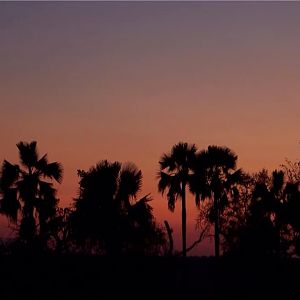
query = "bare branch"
xmin=177 ymin=224 xmax=209 ymax=256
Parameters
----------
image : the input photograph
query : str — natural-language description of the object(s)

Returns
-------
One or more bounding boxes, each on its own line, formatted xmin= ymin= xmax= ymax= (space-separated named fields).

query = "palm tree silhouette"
xmin=249 ymin=170 xmax=288 ymax=255
xmin=72 ymin=160 xmax=165 ymax=255
xmin=0 ymin=141 xmax=63 ymax=243
xmin=191 ymin=145 xmax=242 ymax=257
xmin=158 ymin=142 xmax=197 ymax=257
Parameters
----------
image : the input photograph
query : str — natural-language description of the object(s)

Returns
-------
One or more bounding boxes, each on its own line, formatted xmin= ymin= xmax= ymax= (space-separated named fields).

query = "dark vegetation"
xmin=1 ymin=141 xmax=300 ymax=299
xmin=0 ymin=255 xmax=299 ymax=299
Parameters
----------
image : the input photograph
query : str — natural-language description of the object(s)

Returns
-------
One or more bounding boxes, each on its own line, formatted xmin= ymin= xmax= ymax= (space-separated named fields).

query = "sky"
xmin=1 ymin=2 xmax=300 ymax=255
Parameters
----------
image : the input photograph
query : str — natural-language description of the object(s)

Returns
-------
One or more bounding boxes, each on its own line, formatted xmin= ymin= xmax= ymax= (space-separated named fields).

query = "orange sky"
xmin=1 ymin=2 xmax=300 ymax=255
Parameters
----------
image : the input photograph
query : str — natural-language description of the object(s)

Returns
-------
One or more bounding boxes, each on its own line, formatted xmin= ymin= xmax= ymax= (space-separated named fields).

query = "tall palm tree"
xmin=191 ymin=145 xmax=243 ymax=257
xmin=0 ymin=141 xmax=63 ymax=242
xmin=158 ymin=142 xmax=197 ymax=257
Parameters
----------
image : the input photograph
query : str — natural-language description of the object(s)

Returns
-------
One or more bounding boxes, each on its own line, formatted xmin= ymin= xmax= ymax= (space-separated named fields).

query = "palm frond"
xmin=16 ymin=174 xmax=38 ymax=204
xmin=158 ymin=171 xmax=172 ymax=194
xmin=167 ymin=190 xmax=176 ymax=212
xmin=129 ymin=194 xmax=153 ymax=225
xmin=158 ymin=171 xmax=180 ymax=211
xmin=0 ymin=160 xmax=20 ymax=190
xmin=39 ymin=180 xmax=57 ymax=200
xmin=206 ymin=145 xmax=237 ymax=170
xmin=79 ymin=160 xmax=121 ymax=205
xmin=0 ymin=188 xmax=20 ymax=223
xmin=119 ymin=162 xmax=142 ymax=200
xmin=166 ymin=175 xmax=182 ymax=211
xmin=159 ymin=153 xmax=176 ymax=171
xmin=189 ymin=169 xmax=212 ymax=207
xmin=41 ymin=162 xmax=63 ymax=184
xmin=37 ymin=181 xmax=58 ymax=219
xmin=16 ymin=141 xmax=38 ymax=168
xmin=36 ymin=154 xmax=48 ymax=170
xmin=171 ymin=142 xmax=197 ymax=168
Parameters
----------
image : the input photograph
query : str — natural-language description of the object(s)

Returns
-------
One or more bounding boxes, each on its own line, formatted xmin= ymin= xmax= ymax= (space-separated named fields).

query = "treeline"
xmin=0 ymin=141 xmax=300 ymax=258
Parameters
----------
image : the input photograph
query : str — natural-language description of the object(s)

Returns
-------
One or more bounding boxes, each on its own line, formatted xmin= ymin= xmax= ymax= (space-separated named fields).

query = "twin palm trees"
xmin=0 ymin=141 xmax=63 ymax=243
xmin=158 ymin=142 xmax=242 ymax=257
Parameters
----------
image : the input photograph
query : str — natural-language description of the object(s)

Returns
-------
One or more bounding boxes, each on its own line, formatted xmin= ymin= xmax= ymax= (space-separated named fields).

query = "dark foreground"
xmin=0 ymin=255 xmax=299 ymax=300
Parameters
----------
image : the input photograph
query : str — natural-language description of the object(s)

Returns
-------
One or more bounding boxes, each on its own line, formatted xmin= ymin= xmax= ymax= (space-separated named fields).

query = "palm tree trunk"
xmin=182 ymin=182 xmax=187 ymax=257
xmin=214 ymin=195 xmax=220 ymax=258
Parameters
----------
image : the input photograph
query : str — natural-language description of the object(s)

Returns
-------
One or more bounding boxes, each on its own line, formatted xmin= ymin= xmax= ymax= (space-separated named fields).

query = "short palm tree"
xmin=0 ymin=141 xmax=63 ymax=242
xmin=251 ymin=170 xmax=287 ymax=255
xmin=72 ymin=160 xmax=165 ymax=255
xmin=158 ymin=142 xmax=197 ymax=257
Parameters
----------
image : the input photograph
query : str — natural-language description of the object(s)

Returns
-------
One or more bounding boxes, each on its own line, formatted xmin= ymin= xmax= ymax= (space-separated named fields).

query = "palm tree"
xmin=71 ymin=160 xmax=165 ymax=255
xmin=250 ymin=169 xmax=287 ymax=256
xmin=158 ymin=142 xmax=197 ymax=257
xmin=0 ymin=141 xmax=63 ymax=243
xmin=191 ymin=145 xmax=243 ymax=257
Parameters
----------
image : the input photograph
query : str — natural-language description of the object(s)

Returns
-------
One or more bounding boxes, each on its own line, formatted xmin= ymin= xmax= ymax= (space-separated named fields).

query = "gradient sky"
xmin=1 ymin=2 xmax=300 ymax=255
